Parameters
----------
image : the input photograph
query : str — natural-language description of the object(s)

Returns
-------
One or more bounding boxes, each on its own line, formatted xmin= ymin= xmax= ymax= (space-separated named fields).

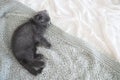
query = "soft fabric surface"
xmin=0 ymin=0 xmax=120 ymax=80
xmin=18 ymin=0 xmax=120 ymax=62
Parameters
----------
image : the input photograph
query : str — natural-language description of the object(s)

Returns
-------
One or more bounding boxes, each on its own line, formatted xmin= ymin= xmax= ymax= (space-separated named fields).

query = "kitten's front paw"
xmin=46 ymin=43 xmax=51 ymax=49
xmin=35 ymin=54 xmax=44 ymax=60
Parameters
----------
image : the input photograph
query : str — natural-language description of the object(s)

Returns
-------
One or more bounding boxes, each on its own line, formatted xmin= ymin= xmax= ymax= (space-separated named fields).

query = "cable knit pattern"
xmin=0 ymin=0 xmax=120 ymax=80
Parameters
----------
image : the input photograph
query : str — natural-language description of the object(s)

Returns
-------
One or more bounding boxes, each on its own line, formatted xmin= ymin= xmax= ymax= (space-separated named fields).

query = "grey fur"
xmin=11 ymin=10 xmax=51 ymax=76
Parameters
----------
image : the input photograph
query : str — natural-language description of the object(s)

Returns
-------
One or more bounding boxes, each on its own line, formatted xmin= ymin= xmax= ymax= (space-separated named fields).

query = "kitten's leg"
xmin=20 ymin=50 xmax=44 ymax=75
xmin=16 ymin=51 xmax=38 ymax=75
xmin=24 ymin=53 xmax=45 ymax=70
xmin=27 ymin=58 xmax=45 ymax=75
xmin=21 ymin=57 xmax=45 ymax=75
xmin=35 ymin=35 xmax=51 ymax=48
xmin=41 ymin=37 xmax=51 ymax=48
xmin=19 ymin=60 xmax=38 ymax=76
xmin=35 ymin=55 xmax=46 ymax=74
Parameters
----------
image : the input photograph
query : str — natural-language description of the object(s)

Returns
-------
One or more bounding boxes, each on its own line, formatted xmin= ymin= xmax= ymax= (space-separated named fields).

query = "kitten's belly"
xmin=12 ymin=35 xmax=34 ymax=52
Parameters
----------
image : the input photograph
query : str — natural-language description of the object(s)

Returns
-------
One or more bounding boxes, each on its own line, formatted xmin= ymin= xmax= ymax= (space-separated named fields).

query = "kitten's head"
xmin=32 ymin=10 xmax=50 ymax=26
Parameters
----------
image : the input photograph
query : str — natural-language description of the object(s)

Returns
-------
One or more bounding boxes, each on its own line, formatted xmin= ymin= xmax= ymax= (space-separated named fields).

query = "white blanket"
xmin=19 ymin=0 xmax=120 ymax=62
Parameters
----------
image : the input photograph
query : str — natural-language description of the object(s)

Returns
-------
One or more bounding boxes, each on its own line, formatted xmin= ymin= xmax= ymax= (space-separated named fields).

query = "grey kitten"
xmin=11 ymin=10 xmax=51 ymax=76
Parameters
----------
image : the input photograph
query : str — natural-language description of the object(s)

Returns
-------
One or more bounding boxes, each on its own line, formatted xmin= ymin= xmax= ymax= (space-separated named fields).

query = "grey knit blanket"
xmin=0 ymin=0 xmax=120 ymax=80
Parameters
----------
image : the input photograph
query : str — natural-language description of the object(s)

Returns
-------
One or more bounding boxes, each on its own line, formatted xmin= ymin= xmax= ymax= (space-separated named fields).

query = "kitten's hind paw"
xmin=37 ymin=67 xmax=44 ymax=74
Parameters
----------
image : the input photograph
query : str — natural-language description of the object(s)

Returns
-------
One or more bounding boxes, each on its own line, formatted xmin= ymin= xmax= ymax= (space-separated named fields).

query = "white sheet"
xmin=18 ymin=0 xmax=120 ymax=62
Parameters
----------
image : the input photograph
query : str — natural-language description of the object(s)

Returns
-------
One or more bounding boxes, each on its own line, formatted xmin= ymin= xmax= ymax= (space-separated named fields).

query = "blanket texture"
xmin=0 ymin=0 xmax=120 ymax=80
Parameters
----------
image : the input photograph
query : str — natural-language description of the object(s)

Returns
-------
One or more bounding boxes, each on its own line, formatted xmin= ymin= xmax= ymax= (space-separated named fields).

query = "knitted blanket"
xmin=0 ymin=0 xmax=120 ymax=80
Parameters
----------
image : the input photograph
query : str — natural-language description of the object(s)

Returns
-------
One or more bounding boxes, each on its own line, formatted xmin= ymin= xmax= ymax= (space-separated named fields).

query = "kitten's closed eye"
xmin=35 ymin=15 xmax=42 ymax=20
